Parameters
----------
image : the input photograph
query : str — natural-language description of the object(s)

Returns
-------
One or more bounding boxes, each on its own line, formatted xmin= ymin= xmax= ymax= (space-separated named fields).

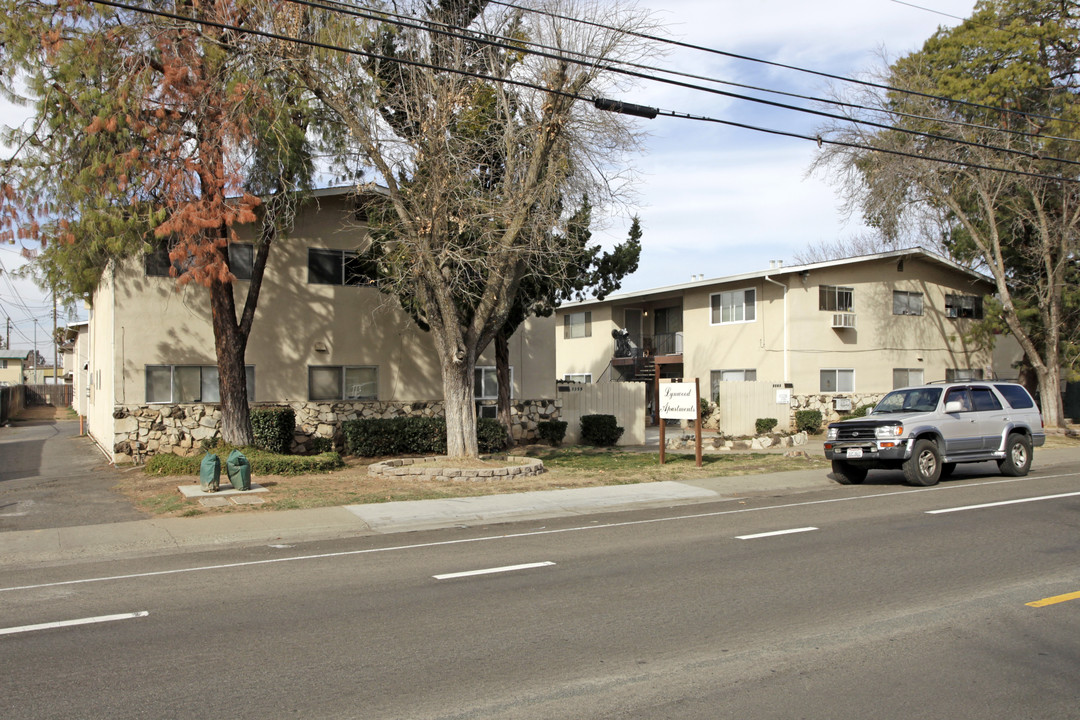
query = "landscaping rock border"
xmin=666 ymin=431 xmax=810 ymax=452
xmin=367 ymin=455 xmax=546 ymax=482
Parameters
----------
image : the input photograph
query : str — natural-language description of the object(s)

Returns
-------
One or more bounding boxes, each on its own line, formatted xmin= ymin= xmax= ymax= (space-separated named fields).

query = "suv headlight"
xmin=875 ymin=424 xmax=903 ymax=439
xmin=827 ymin=427 xmax=838 ymax=440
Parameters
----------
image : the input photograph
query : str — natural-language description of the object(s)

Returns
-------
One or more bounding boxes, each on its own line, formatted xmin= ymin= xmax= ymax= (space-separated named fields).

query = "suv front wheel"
xmin=903 ymin=439 xmax=943 ymax=486
xmin=998 ymin=433 xmax=1033 ymax=477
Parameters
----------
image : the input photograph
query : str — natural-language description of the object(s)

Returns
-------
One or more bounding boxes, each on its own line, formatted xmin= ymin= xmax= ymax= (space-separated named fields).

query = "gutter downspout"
xmin=763 ymin=274 xmax=789 ymax=384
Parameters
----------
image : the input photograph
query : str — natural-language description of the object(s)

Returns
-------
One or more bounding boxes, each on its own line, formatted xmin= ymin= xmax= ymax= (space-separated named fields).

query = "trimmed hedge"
xmin=537 ymin=420 xmax=568 ymax=446
xmin=145 ymin=447 xmax=343 ymax=476
xmin=343 ymin=416 xmax=509 ymax=457
xmin=580 ymin=414 xmax=624 ymax=446
xmin=794 ymin=409 xmax=823 ymax=433
xmin=250 ymin=406 xmax=296 ymax=454
xmin=755 ymin=418 xmax=779 ymax=435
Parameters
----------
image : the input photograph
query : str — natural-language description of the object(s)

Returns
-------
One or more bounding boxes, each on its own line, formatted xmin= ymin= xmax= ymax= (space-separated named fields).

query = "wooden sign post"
xmin=658 ymin=379 xmax=703 ymax=467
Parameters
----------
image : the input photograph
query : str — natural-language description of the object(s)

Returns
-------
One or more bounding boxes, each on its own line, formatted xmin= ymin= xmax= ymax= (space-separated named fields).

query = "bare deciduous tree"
xmin=288 ymin=0 xmax=659 ymax=456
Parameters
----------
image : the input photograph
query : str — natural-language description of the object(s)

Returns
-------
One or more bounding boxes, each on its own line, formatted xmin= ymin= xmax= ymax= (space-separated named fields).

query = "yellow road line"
xmin=1026 ymin=591 xmax=1080 ymax=608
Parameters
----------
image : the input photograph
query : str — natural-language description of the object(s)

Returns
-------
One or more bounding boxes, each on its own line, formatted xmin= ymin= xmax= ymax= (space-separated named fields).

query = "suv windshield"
xmin=874 ymin=387 xmax=942 ymax=414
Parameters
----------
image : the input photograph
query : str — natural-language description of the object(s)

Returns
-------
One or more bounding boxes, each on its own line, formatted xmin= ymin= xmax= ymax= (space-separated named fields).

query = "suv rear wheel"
xmin=998 ymin=433 xmax=1032 ymax=477
xmin=903 ymin=439 xmax=942 ymax=486
xmin=831 ymin=460 xmax=868 ymax=485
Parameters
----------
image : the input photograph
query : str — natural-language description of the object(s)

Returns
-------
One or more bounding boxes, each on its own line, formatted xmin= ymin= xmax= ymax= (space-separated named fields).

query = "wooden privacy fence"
xmin=556 ymin=382 xmax=645 ymax=446
xmin=711 ymin=381 xmax=792 ymax=436
xmin=24 ymin=384 xmax=73 ymax=408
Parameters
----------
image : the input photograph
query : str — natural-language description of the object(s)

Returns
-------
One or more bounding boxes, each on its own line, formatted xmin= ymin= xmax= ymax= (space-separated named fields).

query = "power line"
xmin=886 ymin=0 xmax=967 ymax=22
xmin=73 ymin=0 xmax=1080 ymax=184
xmin=302 ymin=0 xmax=1080 ymax=154
xmin=489 ymin=0 xmax=1079 ymax=128
xmin=654 ymin=108 xmax=1079 ymax=183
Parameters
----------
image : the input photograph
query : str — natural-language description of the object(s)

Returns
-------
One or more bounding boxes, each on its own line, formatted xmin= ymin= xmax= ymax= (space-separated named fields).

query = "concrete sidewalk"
xmin=4 ymin=440 xmax=1077 ymax=570
xmin=1 ymin=466 xmax=835 ymax=567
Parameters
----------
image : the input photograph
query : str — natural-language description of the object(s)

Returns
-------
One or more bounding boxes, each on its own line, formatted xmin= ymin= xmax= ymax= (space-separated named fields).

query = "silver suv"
xmin=824 ymin=382 xmax=1045 ymax=486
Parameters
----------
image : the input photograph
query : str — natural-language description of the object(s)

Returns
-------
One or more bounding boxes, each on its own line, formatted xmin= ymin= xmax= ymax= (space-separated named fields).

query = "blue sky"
xmin=0 ymin=0 xmax=976 ymax=353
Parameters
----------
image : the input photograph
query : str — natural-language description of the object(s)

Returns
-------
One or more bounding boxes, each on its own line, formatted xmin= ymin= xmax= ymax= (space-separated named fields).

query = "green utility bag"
xmin=225 ymin=449 xmax=252 ymax=491
xmin=199 ymin=453 xmax=221 ymax=493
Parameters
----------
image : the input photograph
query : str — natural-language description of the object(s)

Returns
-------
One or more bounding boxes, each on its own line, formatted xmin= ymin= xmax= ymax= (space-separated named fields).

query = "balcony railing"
xmin=613 ymin=332 xmax=683 ymax=359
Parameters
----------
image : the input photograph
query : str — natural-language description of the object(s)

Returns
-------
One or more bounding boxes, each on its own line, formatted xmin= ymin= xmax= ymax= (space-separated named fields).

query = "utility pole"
xmin=53 ymin=288 xmax=58 ymax=384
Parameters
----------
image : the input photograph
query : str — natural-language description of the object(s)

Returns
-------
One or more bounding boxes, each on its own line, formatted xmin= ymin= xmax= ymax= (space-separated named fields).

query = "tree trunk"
xmin=1034 ymin=351 xmax=1064 ymax=428
xmin=210 ymin=278 xmax=253 ymax=446
xmin=442 ymin=353 xmax=478 ymax=458
xmin=495 ymin=329 xmax=514 ymax=448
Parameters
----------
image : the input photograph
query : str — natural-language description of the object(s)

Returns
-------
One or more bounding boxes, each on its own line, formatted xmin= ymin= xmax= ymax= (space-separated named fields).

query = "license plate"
xmin=846 ymin=448 xmax=863 ymax=459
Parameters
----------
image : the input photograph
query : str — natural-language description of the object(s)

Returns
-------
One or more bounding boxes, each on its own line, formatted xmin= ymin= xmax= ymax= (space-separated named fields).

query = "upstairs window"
xmin=308 ymin=248 xmax=377 ymax=286
xmin=229 ymin=243 xmax=254 ymax=280
xmin=945 ymin=294 xmax=983 ymax=319
xmin=892 ymin=290 xmax=923 ymax=316
xmin=819 ymin=285 xmax=854 ymax=312
xmin=711 ymin=288 xmax=756 ymax=324
xmin=564 ymin=311 xmax=592 ymax=339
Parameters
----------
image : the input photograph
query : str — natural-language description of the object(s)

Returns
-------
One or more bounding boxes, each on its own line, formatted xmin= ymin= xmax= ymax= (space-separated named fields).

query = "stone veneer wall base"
xmin=111 ymin=399 xmax=561 ymax=461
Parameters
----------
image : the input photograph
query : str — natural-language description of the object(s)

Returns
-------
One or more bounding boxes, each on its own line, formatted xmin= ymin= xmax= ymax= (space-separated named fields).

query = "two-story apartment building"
xmin=556 ymin=248 xmax=1017 ymax=428
xmin=80 ymin=187 xmax=556 ymax=461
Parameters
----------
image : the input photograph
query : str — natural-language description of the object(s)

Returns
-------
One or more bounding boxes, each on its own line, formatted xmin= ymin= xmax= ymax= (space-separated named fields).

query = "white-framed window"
xmin=893 ymin=368 xmax=924 ymax=388
xmin=710 ymin=369 xmax=757 ymax=400
xmin=307 ymin=248 xmax=377 ymax=286
xmin=563 ymin=311 xmax=591 ymax=339
xmin=474 ymin=366 xmax=512 ymax=399
xmin=892 ymin=290 xmax=923 ymax=316
xmin=309 ymin=366 xmax=378 ymax=401
xmin=710 ymin=288 xmax=756 ymax=324
xmin=146 ymin=365 xmax=255 ymax=404
xmin=945 ymin=294 xmax=983 ymax=319
xmin=820 ymin=368 xmax=854 ymax=393
xmin=945 ymin=368 xmax=984 ymax=382
xmin=562 ymin=373 xmax=592 ymax=383
xmin=819 ymin=285 xmax=854 ymax=312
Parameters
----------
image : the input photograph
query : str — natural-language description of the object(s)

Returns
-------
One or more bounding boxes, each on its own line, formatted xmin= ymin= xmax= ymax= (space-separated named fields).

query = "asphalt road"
xmin=0 ymin=411 xmax=145 ymax=530
xmin=3 ymin=465 xmax=1079 ymax=719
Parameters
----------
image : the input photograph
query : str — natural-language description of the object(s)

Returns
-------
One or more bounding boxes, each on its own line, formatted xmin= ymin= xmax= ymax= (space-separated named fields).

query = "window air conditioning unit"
xmin=831 ymin=312 xmax=857 ymax=329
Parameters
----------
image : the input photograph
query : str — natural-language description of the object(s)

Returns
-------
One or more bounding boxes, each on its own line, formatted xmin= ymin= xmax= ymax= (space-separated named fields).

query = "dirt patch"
xmin=12 ymin=405 xmax=69 ymax=421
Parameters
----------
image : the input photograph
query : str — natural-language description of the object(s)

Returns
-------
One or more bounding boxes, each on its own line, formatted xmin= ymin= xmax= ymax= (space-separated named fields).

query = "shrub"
xmin=308 ymin=436 xmax=333 ymax=454
xmin=795 ymin=409 xmax=823 ymax=433
xmin=850 ymin=403 xmax=876 ymax=418
xmin=477 ymin=417 xmax=510 ymax=453
xmin=343 ymin=418 xmax=408 ymax=457
xmin=755 ymin=417 xmax=778 ymax=435
xmin=342 ymin=416 xmax=508 ymax=457
xmin=537 ymin=420 xmax=568 ymax=446
xmin=250 ymin=406 xmax=296 ymax=454
xmin=144 ymin=446 xmax=342 ymax=476
xmin=580 ymin=414 xmax=624 ymax=446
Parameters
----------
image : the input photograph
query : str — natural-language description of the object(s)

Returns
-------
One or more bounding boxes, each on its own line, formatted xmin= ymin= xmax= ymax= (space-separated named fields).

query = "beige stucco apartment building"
xmin=81 ymin=188 xmax=556 ymax=462
xmin=555 ymin=248 xmax=1018 ymax=428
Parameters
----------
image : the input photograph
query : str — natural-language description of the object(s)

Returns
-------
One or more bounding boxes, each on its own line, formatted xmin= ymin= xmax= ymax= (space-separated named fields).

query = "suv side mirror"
xmin=945 ymin=400 xmax=964 ymax=413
